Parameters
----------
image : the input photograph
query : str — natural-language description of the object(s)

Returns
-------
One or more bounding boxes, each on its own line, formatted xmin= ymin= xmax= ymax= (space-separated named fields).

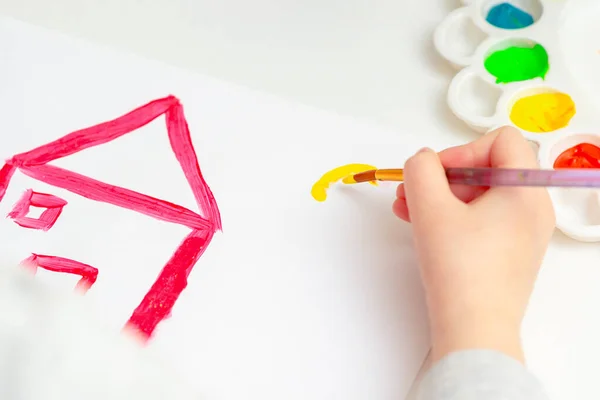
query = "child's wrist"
xmin=429 ymin=310 xmax=523 ymax=363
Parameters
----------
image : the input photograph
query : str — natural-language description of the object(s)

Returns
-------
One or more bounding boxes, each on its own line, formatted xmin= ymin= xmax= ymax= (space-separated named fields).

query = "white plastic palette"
xmin=434 ymin=0 xmax=600 ymax=242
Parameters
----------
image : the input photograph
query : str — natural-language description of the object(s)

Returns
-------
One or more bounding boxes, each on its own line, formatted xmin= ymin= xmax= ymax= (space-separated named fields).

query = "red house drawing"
xmin=0 ymin=95 xmax=221 ymax=341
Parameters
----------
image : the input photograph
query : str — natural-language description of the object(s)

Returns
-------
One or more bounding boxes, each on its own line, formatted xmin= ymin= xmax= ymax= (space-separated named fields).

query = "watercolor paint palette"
xmin=434 ymin=0 xmax=600 ymax=242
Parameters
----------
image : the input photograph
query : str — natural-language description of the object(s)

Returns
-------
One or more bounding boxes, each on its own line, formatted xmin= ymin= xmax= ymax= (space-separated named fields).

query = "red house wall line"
xmin=126 ymin=228 xmax=215 ymax=338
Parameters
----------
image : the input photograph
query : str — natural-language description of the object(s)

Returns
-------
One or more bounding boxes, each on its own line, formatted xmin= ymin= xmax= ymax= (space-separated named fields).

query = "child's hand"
xmin=393 ymin=126 xmax=555 ymax=363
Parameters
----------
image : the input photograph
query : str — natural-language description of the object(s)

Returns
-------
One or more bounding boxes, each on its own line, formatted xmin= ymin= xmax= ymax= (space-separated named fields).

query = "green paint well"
xmin=484 ymin=43 xmax=549 ymax=84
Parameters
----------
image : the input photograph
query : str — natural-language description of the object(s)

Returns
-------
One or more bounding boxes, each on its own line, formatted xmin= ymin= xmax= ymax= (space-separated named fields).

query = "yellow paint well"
xmin=509 ymin=92 xmax=575 ymax=133
xmin=311 ymin=163 xmax=377 ymax=202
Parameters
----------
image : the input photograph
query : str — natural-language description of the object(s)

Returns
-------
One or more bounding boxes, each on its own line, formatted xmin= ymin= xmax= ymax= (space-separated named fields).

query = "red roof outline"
xmin=1 ymin=95 xmax=221 ymax=230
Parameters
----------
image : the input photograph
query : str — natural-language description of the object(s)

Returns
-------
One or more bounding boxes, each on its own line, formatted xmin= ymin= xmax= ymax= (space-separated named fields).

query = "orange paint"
xmin=554 ymin=143 xmax=600 ymax=169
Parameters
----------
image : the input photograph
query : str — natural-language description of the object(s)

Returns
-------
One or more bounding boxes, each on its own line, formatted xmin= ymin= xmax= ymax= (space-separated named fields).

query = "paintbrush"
xmin=342 ymin=167 xmax=600 ymax=188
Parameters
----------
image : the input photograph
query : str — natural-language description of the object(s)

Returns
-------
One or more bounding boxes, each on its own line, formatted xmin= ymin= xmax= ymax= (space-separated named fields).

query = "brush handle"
xmin=446 ymin=168 xmax=600 ymax=188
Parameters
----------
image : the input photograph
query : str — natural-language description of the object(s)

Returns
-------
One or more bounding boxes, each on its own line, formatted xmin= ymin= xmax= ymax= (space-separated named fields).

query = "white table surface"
xmin=0 ymin=0 xmax=469 ymax=134
xmin=1 ymin=1 xmax=599 ymax=400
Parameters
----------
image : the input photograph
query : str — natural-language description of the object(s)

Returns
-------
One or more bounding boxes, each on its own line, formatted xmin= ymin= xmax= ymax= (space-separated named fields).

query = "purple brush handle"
xmin=445 ymin=168 xmax=600 ymax=188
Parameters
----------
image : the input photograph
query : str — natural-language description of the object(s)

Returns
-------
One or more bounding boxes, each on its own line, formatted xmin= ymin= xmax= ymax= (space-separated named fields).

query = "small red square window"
xmin=8 ymin=189 xmax=67 ymax=231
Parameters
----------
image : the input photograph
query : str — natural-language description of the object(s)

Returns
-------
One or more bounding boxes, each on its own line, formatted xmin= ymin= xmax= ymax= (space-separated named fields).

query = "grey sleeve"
xmin=416 ymin=350 xmax=549 ymax=400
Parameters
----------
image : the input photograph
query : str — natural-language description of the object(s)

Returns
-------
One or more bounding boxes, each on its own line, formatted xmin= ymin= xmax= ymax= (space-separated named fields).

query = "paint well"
xmin=554 ymin=143 xmax=600 ymax=169
xmin=484 ymin=43 xmax=549 ymax=83
xmin=486 ymin=3 xmax=534 ymax=29
xmin=510 ymin=92 xmax=575 ymax=132
xmin=311 ymin=163 xmax=376 ymax=202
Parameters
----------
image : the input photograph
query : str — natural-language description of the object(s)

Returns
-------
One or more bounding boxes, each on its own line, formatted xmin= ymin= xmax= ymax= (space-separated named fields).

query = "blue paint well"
xmin=486 ymin=3 xmax=534 ymax=29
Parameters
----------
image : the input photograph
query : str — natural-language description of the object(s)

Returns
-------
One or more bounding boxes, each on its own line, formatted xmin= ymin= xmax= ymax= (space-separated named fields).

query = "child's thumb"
xmin=403 ymin=148 xmax=458 ymax=224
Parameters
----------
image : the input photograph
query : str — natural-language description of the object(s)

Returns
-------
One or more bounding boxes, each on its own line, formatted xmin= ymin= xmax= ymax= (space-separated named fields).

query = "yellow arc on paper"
xmin=311 ymin=163 xmax=377 ymax=202
xmin=509 ymin=92 xmax=576 ymax=133
xmin=342 ymin=175 xmax=358 ymax=184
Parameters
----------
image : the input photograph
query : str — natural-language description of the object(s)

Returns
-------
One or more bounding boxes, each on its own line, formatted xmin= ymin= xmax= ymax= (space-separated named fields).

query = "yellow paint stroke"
xmin=342 ymin=175 xmax=358 ymax=184
xmin=509 ymin=92 xmax=575 ymax=133
xmin=311 ymin=163 xmax=377 ymax=202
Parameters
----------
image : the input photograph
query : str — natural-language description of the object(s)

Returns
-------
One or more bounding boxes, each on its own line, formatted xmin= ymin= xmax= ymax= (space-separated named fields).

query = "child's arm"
xmin=395 ymin=126 xmax=554 ymax=400
xmin=0 ymin=263 xmax=199 ymax=400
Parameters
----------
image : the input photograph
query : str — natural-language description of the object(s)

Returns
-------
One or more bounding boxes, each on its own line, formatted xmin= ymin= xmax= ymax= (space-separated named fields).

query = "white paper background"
xmin=0 ymin=17 xmax=431 ymax=400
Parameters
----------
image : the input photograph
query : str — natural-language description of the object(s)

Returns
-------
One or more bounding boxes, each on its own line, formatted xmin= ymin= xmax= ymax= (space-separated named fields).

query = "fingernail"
xmin=417 ymin=147 xmax=432 ymax=154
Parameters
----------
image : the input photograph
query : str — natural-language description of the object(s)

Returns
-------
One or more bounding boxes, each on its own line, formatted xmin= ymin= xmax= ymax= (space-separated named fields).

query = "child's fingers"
xmin=410 ymin=127 xmax=523 ymax=202
xmin=395 ymin=126 xmax=526 ymax=217
xmin=395 ymin=139 xmax=492 ymax=204
xmin=482 ymin=126 xmax=549 ymax=207
xmin=403 ymin=148 xmax=463 ymax=227
xmin=437 ymin=146 xmax=486 ymax=203
xmin=392 ymin=197 xmax=410 ymax=222
xmin=489 ymin=126 xmax=538 ymax=169
xmin=397 ymin=179 xmax=483 ymax=205
xmin=395 ymin=155 xmax=479 ymax=210
xmin=396 ymin=183 xmax=405 ymax=198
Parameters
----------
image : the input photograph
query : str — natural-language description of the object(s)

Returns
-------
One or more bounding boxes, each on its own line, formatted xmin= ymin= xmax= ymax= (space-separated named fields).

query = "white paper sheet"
xmin=0 ymin=16 xmax=431 ymax=400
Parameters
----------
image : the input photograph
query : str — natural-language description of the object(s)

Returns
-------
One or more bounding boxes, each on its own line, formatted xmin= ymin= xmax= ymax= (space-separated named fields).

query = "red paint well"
xmin=554 ymin=143 xmax=600 ymax=169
